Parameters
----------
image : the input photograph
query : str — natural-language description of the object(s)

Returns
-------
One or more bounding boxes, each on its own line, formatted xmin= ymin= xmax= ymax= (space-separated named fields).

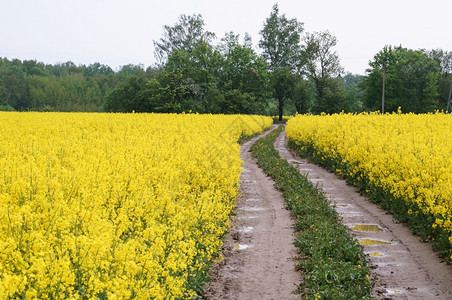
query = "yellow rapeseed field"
xmin=0 ymin=112 xmax=272 ymax=299
xmin=286 ymin=112 xmax=452 ymax=260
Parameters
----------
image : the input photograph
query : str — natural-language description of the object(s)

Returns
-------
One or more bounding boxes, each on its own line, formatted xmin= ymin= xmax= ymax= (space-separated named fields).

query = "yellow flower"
xmin=287 ymin=112 xmax=452 ymax=251
xmin=0 ymin=112 xmax=272 ymax=297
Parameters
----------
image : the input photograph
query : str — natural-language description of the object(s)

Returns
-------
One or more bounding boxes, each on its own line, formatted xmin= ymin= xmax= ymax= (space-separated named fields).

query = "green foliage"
xmin=0 ymin=104 xmax=15 ymax=111
xmin=303 ymin=31 xmax=346 ymax=114
xmin=218 ymin=32 xmax=270 ymax=114
xmin=153 ymin=14 xmax=216 ymax=64
xmin=144 ymin=29 xmax=271 ymax=115
xmin=270 ymin=67 xmax=298 ymax=120
xmin=259 ymin=3 xmax=304 ymax=72
xmin=147 ymin=70 xmax=191 ymax=113
xmin=422 ymin=72 xmax=440 ymax=112
xmin=426 ymin=49 xmax=452 ymax=111
xmin=311 ymin=77 xmax=347 ymax=114
xmin=252 ymin=126 xmax=374 ymax=299
xmin=103 ymin=76 xmax=149 ymax=112
xmin=3 ymin=9 xmax=451 ymax=115
xmin=363 ymin=46 xmax=443 ymax=113
xmin=291 ymin=77 xmax=315 ymax=114
xmin=303 ymin=31 xmax=343 ymax=79
xmin=342 ymin=73 xmax=364 ymax=112
xmin=164 ymin=41 xmax=224 ymax=113
xmin=0 ymin=57 xmax=146 ymax=112
xmin=259 ymin=4 xmax=304 ymax=120
xmin=82 ymin=62 xmax=114 ymax=77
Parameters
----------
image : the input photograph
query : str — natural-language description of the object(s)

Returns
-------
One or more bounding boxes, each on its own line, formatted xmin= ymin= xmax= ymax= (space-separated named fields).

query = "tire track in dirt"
xmin=204 ymin=126 xmax=301 ymax=299
xmin=275 ymin=129 xmax=452 ymax=299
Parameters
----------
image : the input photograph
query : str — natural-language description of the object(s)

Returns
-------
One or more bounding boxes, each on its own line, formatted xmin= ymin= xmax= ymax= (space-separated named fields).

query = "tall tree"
xmin=83 ymin=62 xmax=114 ymax=77
xmin=363 ymin=45 xmax=401 ymax=112
xmin=103 ymin=76 xmax=149 ymax=112
xmin=164 ymin=41 xmax=224 ymax=113
xmin=217 ymin=32 xmax=270 ymax=114
xmin=259 ymin=4 xmax=304 ymax=72
xmin=147 ymin=69 xmax=191 ymax=113
xmin=426 ymin=49 xmax=452 ymax=110
xmin=303 ymin=31 xmax=345 ymax=113
xmin=291 ymin=77 xmax=315 ymax=114
xmin=270 ymin=67 xmax=298 ymax=118
xmin=153 ymin=14 xmax=215 ymax=64
xmin=364 ymin=46 xmax=441 ymax=113
xmin=259 ymin=3 xmax=304 ymax=120
xmin=342 ymin=73 xmax=364 ymax=112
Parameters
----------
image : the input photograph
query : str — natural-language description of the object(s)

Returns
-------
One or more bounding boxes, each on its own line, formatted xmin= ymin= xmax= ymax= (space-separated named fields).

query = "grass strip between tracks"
xmin=251 ymin=125 xmax=375 ymax=299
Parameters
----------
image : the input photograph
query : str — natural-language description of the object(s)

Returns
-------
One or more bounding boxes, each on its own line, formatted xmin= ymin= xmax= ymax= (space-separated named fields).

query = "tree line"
xmin=104 ymin=4 xmax=356 ymax=120
xmin=1 ymin=4 xmax=452 ymax=117
xmin=364 ymin=46 xmax=452 ymax=113
xmin=0 ymin=58 xmax=154 ymax=112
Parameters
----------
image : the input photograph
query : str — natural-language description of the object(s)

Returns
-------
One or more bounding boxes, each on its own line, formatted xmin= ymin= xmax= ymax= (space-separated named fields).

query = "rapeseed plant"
xmin=0 ymin=112 xmax=272 ymax=298
xmin=287 ymin=112 xmax=452 ymax=261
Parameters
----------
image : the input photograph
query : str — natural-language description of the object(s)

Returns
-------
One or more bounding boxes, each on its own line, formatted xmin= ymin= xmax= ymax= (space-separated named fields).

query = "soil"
xmin=204 ymin=127 xmax=452 ymax=299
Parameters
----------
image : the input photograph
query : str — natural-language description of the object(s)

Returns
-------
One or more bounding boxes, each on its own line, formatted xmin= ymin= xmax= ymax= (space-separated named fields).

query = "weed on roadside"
xmin=251 ymin=126 xmax=375 ymax=299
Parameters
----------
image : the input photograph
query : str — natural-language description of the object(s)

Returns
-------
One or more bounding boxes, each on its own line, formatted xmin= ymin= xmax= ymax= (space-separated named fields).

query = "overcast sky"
xmin=1 ymin=0 xmax=451 ymax=75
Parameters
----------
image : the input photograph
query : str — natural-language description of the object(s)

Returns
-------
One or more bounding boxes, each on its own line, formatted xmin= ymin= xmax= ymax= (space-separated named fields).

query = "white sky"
xmin=1 ymin=0 xmax=451 ymax=75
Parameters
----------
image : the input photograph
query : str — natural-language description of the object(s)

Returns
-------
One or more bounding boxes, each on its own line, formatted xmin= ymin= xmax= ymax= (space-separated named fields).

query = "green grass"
xmin=251 ymin=126 xmax=375 ymax=299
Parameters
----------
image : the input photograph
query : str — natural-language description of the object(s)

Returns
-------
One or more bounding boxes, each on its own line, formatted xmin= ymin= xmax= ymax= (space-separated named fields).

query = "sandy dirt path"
xmin=275 ymin=129 xmax=452 ymax=299
xmin=204 ymin=126 xmax=301 ymax=299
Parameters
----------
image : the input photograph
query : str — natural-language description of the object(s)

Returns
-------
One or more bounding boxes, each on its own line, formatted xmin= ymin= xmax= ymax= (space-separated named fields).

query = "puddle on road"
xmin=242 ymin=179 xmax=257 ymax=184
xmin=245 ymin=198 xmax=261 ymax=202
xmin=337 ymin=203 xmax=354 ymax=208
xmin=338 ymin=212 xmax=364 ymax=217
xmin=309 ymin=178 xmax=323 ymax=183
xmin=385 ymin=288 xmax=403 ymax=295
xmin=238 ymin=226 xmax=254 ymax=233
xmin=350 ymin=224 xmax=383 ymax=232
xmin=239 ymin=207 xmax=267 ymax=212
xmin=234 ymin=244 xmax=251 ymax=250
xmin=332 ymin=197 xmax=345 ymax=201
xmin=359 ymin=238 xmax=391 ymax=246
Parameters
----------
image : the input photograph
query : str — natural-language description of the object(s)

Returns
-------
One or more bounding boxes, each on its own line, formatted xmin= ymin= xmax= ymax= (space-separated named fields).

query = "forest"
xmin=1 ymin=4 xmax=452 ymax=117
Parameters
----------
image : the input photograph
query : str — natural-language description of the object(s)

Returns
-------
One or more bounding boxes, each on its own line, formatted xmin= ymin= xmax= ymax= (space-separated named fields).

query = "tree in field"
xmin=82 ymin=62 xmax=114 ymax=77
xmin=146 ymin=70 xmax=191 ymax=113
xmin=270 ymin=67 xmax=298 ymax=117
xmin=150 ymin=13 xmax=272 ymax=115
xmin=363 ymin=46 xmax=440 ymax=113
xmin=153 ymin=14 xmax=215 ymax=64
xmin=259 ymin=3 xmax=304 ymax=120
xmin=342 ymin=73 xmax=364 ymax=112
xmin=291 ymin=77 xmax=315 ymax=114
xmin=164 ymin=40 xmax=224 ymax=113
xmin=151 ymin=14 xmax=224 ymax=113
xmin=103 ymin=76 xmax=149 ymax=112
xmin=217 ymin=32 xmax=270 ymax=114
xmin=303 ymin=31 xmax=345 ymax=114
xmin=259 ymin=4 xmax=303 ymax=72
xmin=426 ymin=49 xmax=452 ymax=110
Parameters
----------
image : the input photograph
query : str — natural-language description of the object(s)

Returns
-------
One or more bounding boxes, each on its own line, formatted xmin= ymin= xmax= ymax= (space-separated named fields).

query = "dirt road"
xmin=205 ymin=127 xmax=452 ymax=299
xmin=204 ymin=127 xmax=301 ymax=299
xmin=275 ymin=129 xmax=452 ymax=299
